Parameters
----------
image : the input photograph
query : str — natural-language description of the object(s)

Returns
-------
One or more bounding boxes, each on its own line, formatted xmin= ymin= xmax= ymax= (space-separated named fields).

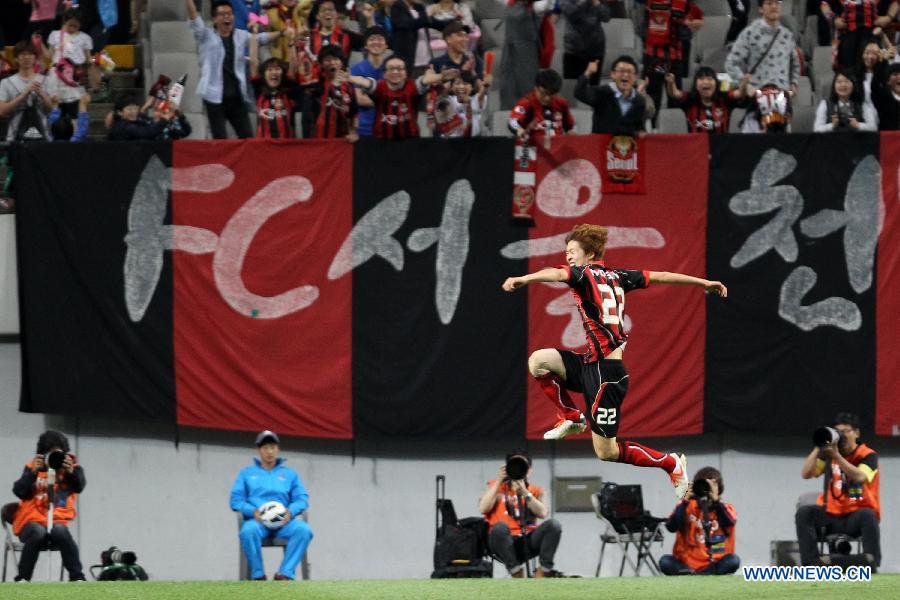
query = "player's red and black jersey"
xmin=674 ymin=91 xmax=746 ymax=133
xmin=251 ymin=77 xmax=301 ymax=138
xmin=301 ymin=79 xmax=359 ymax=138
xmin=561 ymin=262 xmax=650 ymax=363
xmin=841 ymin=0 xmax=877 ymax=32
xmin=369 ymin=79 xmax=422 ymax=140
xmin=509 ymin=91 xmax=575 ymax=145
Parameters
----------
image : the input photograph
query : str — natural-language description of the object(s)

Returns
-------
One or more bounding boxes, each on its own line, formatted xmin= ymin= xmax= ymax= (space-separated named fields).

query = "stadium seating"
xmin=657 ymin=108 xmax=688 ymax=134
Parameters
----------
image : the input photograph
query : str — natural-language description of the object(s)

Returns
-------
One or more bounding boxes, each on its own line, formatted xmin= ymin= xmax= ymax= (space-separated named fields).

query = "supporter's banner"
xmin=706 ymin=134 xmax=880 ymax=434
xmin=352 ymin=139 xmax=526 ymax=439
xmin=877 ymin=133 xmax=900 ymax=436
xmin=13 ymin=135 xmax=900 ymax=439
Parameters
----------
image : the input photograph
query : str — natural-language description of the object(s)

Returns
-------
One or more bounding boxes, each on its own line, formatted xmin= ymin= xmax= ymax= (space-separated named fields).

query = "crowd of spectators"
xmin=5 ymin=0 xmax=900 ymax=140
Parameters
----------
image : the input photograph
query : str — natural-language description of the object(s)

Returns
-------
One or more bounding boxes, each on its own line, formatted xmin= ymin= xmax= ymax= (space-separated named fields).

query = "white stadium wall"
xmin=1 ymin=343 xmax=898 ymax=581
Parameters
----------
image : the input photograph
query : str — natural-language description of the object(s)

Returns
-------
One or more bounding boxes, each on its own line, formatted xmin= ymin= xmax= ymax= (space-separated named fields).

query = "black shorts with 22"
xmin=559 ymin=350 xmax=629 ymax=438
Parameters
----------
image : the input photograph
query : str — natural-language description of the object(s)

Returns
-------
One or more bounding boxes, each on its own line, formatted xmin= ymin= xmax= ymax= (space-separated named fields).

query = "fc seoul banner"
xmin=13 ymin=136 xmax=900 ymax=440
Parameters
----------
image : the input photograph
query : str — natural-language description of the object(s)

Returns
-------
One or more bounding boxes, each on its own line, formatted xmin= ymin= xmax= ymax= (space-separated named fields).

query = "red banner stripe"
xmin=173 ymin=140 xmax=354 ymax=438
xmin=878 ymin=133 xmax=900 ymax=436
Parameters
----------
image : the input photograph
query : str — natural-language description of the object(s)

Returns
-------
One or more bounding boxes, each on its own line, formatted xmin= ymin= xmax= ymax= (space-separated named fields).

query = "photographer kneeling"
xmin=11 ymin=430 xmax=87 ymax=582
xmin=659 ymin=467 xmax=740 ymax=576
xmin=796 ymin=413 xmax=880 ymax=567
xmin=479 ymin=449 xmax=564 ymax=578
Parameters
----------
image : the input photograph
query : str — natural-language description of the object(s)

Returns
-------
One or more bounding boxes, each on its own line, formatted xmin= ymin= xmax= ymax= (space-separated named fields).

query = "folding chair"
xmin=591 ymin=485 xmax=665 ymax=577
xmin=236 ymin=510 xmax=310 ymax=580
xmin=1 ymin=503 xmax=65 ymax=582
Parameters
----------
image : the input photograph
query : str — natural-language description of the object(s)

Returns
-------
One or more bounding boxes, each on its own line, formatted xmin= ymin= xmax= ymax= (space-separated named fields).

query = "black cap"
xmin=364 ymin=25 xmax=388 ymax=43
xmin=889 ymin=63 xmax=900 ymax=75
xmin=255 ymin=430 xmax=280 ymax=446
xmin=442 ymin=21 xmax=471 ymax=39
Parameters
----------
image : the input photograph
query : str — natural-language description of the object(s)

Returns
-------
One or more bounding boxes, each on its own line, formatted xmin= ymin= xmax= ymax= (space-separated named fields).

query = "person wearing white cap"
xmin=229 ymin=430 xmax=313 ymax=580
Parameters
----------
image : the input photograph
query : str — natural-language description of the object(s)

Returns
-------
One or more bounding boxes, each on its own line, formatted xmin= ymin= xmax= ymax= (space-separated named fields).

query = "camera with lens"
xmin=813 ymin=426 xmax=845 ymax=448
xmin=43 ymin=450 xmax=67 ymax=471
xmin=505 ymin=454 xmax=530 ymax=481
xmin=692 ymin=478 xmax=712 ymax=500
xmin=835 ymin=102 xmax=855 ymax=128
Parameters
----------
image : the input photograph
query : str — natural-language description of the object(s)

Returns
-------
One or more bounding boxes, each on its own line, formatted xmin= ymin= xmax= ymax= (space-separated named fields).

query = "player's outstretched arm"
xmin=648 ymin=271 xmax=728 ymax=298
xmin=502 ymin=267 xmax=568 ymax=292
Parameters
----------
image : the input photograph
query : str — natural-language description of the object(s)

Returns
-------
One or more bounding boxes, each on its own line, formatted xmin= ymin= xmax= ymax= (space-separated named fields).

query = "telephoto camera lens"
xmin=45 ymin=450 xmax=66 ymax=470
xmin=505 ymin=455 xmax=529 ymax=480
xmin=813 ymin=426 xmax=841 ymax=448
xmin=692 ymin=478 xmax=711 ymax=499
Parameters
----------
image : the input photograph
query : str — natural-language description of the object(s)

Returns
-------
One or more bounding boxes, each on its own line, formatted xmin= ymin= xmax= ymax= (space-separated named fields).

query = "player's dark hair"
xmin=37 ymin=430 xmax=71 ymax=455
xmin=566 ymin=224 xmax=609 ymax=260
xmin=693 ymin=466 xmax=724 ymax=494
xmin=535 ymin=69 xmax=562 ymax=95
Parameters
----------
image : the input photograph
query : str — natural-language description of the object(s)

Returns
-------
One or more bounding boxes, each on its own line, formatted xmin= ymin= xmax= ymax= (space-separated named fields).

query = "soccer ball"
xmin=258 ymin=501 xmax=288 ymax=530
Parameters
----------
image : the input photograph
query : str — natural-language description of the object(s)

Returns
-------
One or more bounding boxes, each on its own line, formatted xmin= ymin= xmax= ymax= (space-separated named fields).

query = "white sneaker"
xmin=668 ymin=453 xmax=689 ymax=499
xmin=543 ymin=415 xmax=587 ymax=440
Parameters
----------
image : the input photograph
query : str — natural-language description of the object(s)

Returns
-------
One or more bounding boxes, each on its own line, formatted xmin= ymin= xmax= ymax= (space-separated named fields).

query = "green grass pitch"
xmin=1 ymin=575 xmax=897 ymax=600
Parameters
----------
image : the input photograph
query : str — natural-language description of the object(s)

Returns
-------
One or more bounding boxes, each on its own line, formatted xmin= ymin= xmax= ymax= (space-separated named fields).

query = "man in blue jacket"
xmin=230 ymin=430 xmax=313 ymax=581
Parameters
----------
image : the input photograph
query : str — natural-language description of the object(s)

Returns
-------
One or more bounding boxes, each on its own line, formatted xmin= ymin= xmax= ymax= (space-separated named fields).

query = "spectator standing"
xmin=230 ymin=0 xmax=261 ymax=31
xmin=45 ymin=8 xmax=93 ymax=119
xmin=385 ymin=0 xmax=429 ymax=73
xmin=575 ymin=55 xmax=648 ymax=135
xmin=509 ymin=68 xmax=574 ymax=144
xmin=187 ymin=0 xmax=280 ymax=139
xmin=349 ymin=55 xmax=454 ymax=138
xmin=0 ymin=40 xmax=53 ymax=141
xmin=307 ymin=0 xmax=367 ymax=59
xmin=726 ymin=0 xmax=800 ymax=94
xmin=250 ymin=31 xmax=304 ymax=137
xmin=640 ymin=0 xmax=704 ymax=126
xmin=267 ymin=0 xmax=313 ymax=62
xmin=813 ymin=70 xmax=878 ymax=131
xmin=833 ymin=0 xmax=891 ymax=70
xmin=107 ymin=95 xmax=169 ymax=140
xmin=351 ymin=25 xmax=389 ymax=137
xmin=872 ymin=61 xmax=900 ymax=129
xmin=498 ymin=0 xmax=553 ymax=109
xmin=854 ymin=35 xmax=893 ymax=106
xmin=665 ymin=68 xmax=749 ymax=132
xmin=300 ymin=45 xmax=359 ymax=139
xmin=560 ymin=0 xmax=611 ymax=86
xmin=24 ymin=0 xmax=62 ymax=44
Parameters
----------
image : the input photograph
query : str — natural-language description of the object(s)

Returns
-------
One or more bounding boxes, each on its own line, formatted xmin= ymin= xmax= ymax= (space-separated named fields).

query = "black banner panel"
xmin=14 ymin=142 xmax=176 ymax=421
xmin=706 ymin=134 xmax=879 ymax=433
xmin=351 ymin=138 xmax=527 ymax=439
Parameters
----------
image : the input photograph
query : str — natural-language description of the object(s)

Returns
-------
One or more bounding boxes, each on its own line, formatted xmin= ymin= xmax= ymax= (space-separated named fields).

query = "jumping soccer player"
xmin=501 ymin=224 xmax=728 ymax=498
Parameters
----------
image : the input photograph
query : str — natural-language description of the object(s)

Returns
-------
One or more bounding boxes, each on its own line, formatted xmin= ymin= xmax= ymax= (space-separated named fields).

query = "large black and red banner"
xmin=13 ymin=135 xmax=900 ymax=439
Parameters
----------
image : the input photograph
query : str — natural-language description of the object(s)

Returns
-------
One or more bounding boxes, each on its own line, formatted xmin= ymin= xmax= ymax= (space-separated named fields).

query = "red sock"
xmin=617 ymin=441 xmax=676 ymax=472
xmin=534 ymin=373 xmax=582 ymax=421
